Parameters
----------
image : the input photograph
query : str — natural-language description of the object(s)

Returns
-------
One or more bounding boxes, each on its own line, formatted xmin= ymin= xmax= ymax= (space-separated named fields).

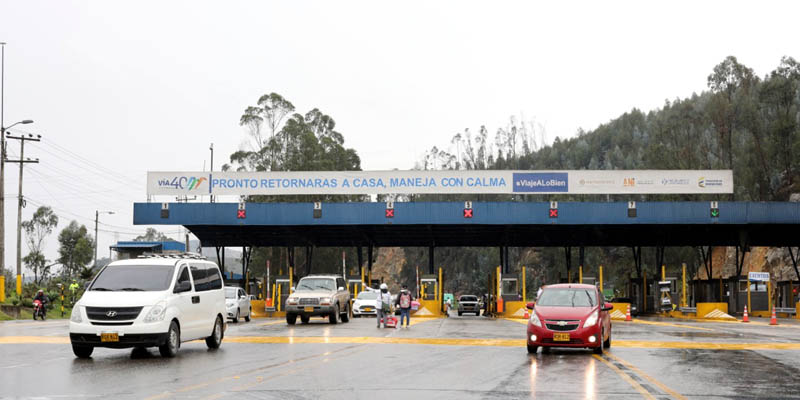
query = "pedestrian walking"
xmin=364 ymin=283 xmax=392 ymax=328
xmin=395 ymin=284 xmax=414 ymax=328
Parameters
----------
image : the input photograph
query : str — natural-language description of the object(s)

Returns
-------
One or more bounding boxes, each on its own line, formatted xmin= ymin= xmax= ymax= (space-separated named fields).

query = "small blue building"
xmin=110 ymin=241 xmax=186 ymax=260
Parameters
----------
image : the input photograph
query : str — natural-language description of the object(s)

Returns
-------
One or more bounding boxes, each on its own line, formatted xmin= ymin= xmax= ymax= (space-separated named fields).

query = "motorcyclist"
xmin=33 ymin=289 xmax=49 ymax=312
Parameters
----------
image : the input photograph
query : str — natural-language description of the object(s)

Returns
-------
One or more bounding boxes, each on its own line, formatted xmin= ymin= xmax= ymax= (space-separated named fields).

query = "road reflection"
xmin=585 ymin=356 xmax=596 ymax=399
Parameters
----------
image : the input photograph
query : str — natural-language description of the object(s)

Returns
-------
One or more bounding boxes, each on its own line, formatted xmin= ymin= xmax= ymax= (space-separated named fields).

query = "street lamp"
xmin=1 ymin=119 xmax=33 ymax=295
xmin=94 ymin=211 xmax=115 ymax=269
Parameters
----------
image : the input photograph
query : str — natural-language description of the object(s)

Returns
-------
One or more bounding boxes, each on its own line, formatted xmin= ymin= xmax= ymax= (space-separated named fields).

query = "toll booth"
xmin=348 ymin=278 xmax=364 ymax=300
xmin=581 ymin=277 xmax=596 ymax=286
xmin=417 ymin=270 xmax=444 ymax=316
xmin=655 ymin=278 xmax=678 ymax=310
xmin=420 ymin=275 xmax=438 ymax=301
xmin=736 ymin=278 xmax=769 ymax=313
xmin=777 ymin=280 xmax=799 ymax=309
xmin=658 ymin=280 xmax=672 ymax=312
xmin=501 ymin=277 xmax=519 ymax=302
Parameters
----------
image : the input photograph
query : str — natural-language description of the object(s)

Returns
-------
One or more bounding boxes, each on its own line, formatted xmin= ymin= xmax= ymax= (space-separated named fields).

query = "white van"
xmin=69 ymin=254 xmax=226 ymax=358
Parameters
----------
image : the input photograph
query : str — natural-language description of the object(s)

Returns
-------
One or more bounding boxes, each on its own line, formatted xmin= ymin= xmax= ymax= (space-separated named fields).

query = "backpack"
xmin=400 ymin=292 xmax=411 ymax=308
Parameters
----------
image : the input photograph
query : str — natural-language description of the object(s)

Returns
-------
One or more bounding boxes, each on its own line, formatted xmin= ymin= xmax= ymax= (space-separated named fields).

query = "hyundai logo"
xmin=106 ymin=311 xmax=117 ymax=318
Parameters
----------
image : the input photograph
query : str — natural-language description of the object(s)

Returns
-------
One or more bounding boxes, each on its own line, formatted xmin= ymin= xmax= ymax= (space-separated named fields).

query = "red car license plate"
xmin=553 ymin=333 xmax=570 ymax=342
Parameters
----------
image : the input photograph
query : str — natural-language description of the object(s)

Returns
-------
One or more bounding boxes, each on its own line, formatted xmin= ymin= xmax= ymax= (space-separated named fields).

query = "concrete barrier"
xmin=501 ymin=301 xmax=527 ymax=318
xmin=696 ymin=302 xmax=735 ymax=320
xmin=250 ymin=300 xmax=268 ymax=318
xmin=609 ymin=303 xmax=630 ymax=320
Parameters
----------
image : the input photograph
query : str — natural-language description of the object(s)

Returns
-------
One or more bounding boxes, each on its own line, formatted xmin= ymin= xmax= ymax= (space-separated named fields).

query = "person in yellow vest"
xmin=69 ymin=279 xmax=80 ymax=304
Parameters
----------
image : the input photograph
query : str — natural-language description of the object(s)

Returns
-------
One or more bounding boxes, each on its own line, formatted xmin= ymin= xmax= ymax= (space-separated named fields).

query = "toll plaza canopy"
xmin=133 ymin=201 xmax=800 ymax=248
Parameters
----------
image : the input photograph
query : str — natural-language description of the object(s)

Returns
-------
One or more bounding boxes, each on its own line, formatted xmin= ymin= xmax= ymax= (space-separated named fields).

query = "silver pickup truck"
xmin=285 ymin=275 xmax=352 ymax=325
xmin=458 ymin=295 xmax=481 ymax=316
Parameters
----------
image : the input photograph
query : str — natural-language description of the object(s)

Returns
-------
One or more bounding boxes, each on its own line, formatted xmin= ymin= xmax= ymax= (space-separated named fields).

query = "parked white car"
xmin=69 ymin=255 xmax=226 ymax=358
xmin=353 ymin=291 xmax=379 ymax=317
xmin=225 ymin=286 xmax=251 ymax=322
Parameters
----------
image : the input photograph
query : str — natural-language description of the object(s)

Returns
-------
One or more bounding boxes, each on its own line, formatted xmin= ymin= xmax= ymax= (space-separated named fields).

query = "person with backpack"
xmin=395 ymin=284 xmax=415 ymax=328
xmin=364 ymin=283 xmax=392 ymax=328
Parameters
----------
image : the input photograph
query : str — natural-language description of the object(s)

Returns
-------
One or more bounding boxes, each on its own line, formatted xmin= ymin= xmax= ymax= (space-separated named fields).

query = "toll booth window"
xmin=502 ymin=279 xmax=518 ymax=295
xmin=421 ymin=281 xmax=436 ymax=300
xmin=739 ymin=281 xmax=767 ymax=292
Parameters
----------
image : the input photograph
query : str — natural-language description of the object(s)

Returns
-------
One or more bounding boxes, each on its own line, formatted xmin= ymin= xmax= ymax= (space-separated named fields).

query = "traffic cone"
xmin=524 ymin=309 xmax=530 ymax=319
xmin=742 ymin=305 xmax=749 ymax=323
xmin=770 ymin=307 xmax=778 ymax=325
xmin=625 ymin=304 xmax=632 ymax=322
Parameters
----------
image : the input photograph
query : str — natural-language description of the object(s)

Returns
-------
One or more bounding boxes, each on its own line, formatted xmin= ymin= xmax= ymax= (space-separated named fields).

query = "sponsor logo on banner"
xmin=580 ymin=179 xmax=615 ymax=186
xmin=698 ymin=177 xmax=723 ymax=188
xmin=623 ymin=178 xmax=636 ymax=187
xmin=661 ymin=178 xmax=690 ymax=186
xmin=156 ymin=176 xmax=208 ymax=191
xmin=512 ymin=173 xmax=568 ymax=192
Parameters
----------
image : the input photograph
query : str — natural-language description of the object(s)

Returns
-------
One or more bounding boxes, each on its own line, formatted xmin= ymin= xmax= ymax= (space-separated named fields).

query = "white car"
xmin=352 ymin=291 xmax=380 ymax=317
xmin=225 ymin=286 xmax=251 ymax=322
xmin=69 ymin=255 xmax=226 ymax=358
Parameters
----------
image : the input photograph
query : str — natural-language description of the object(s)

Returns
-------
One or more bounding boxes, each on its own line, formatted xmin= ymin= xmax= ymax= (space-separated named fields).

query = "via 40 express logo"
xmin=158 ymin=176 xmax=207 ymax=190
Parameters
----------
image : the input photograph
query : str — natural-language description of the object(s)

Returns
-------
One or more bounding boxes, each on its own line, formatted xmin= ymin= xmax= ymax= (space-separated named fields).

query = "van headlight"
xmin=529 ymin=312 xmax=542 ymax=327
xmin=144 ymin=301 xmax=167 ymax=323
xmin=70 ymin=306 xmax=82 ymax=323
xmin=320 ymin=297 xmax=332 ymax=306
xmin=287 ymin=297 xmax=298 ymax=305
xmin=584 ymin=310 xmax=599 ymax=327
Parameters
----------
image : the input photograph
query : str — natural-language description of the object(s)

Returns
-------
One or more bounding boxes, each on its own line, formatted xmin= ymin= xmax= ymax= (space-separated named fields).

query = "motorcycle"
xmin=33 ymin=299 xmax=47 ymax=320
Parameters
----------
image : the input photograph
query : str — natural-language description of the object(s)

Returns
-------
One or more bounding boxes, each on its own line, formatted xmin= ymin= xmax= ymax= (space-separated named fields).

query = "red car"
xmin=526 ymin=283 xmax=612 ymax=354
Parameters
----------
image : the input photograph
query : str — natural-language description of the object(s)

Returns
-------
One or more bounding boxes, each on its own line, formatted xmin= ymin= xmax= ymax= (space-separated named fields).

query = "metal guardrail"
xmin=775 ymin=307 xmax=796 ymax=314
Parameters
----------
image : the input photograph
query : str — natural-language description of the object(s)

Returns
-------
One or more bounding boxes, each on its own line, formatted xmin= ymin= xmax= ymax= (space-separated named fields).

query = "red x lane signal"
xmin=463 ymin=209 xmax=473 ymax=218
xmin=237 ymin=210 xmax=246 ymax=219
xmin=385 ymin=209 xmax=395 ymax=218
xmin=549 ymin=209 xmax=558 ymax=218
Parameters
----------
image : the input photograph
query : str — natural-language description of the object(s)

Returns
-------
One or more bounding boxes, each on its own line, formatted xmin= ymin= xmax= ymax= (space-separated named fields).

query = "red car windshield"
xmin=537 ymin=288 xmax=597 ymax=307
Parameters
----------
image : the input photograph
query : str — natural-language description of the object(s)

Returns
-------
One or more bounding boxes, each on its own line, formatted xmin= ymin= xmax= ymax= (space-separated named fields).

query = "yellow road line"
xmin=257 ymin=320 xmax=286 ymax=326
xmin=4 ymin=335 xmax=800 ymax=351
xmin=592 ymin=354 xmax=656 ymax=400
xmin=501 ymin=317 xmax=528 ymax=324
xmin=631 ymin=319 xmax=715 ymax=331
xmin=605 ymin=352 xmax=687 ymax=400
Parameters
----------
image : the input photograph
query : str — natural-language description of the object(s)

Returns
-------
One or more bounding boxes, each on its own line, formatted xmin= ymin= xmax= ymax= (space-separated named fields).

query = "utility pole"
xmin=209 ymin=143 xmax=214 ymax=203
xmin=5 ymin=132 xmax=40 ymax=294
xmin=94 ymin=210 xmax=114 ymax=269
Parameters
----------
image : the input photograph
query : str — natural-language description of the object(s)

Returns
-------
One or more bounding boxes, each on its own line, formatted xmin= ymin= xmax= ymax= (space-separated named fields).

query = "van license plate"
xmin=100 ymin=333 xmax=119 ymax=342
xmin=553 ymin=333 xmax=570 ymax=342
xmin=304 ymin=306 xmax=314 ymax=312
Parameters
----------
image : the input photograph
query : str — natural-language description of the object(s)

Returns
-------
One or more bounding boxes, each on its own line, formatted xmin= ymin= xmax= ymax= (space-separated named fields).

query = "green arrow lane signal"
xmin=710 ymin=208 xmax=719 ymax=217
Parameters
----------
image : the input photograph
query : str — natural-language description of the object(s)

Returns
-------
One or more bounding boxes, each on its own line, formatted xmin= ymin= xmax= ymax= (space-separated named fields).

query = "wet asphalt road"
xmin=2 ymin=315 xmax=800 ymax=399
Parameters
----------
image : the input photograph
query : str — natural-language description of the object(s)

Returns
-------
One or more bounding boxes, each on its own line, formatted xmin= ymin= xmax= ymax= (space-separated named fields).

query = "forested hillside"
xmin=392 ymin=55 xmax=800 ymax=296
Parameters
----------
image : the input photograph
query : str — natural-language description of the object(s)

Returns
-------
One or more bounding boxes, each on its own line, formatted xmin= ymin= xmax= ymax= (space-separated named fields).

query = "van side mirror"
xmin=290 ymin=286 xmax=296 ymax=293
xmin=526 ymin=302 xmax=535 ymax=310
xmin=174 ymin=281 xmax=192 ymax=293
xmin=338 ymin=286 xmax=345 ymax=292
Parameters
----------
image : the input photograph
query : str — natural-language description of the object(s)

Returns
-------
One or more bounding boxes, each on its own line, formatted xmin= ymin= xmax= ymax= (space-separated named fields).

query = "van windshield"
xmin=90 ymin=264 xmax=175 ymax=292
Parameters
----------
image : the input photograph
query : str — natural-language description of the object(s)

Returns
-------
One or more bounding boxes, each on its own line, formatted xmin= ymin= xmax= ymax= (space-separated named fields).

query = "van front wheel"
xmin=159 ymin=321 xmax=180 ymax=358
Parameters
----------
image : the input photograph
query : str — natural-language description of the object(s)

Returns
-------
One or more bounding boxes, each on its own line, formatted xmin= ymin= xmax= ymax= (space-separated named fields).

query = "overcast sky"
xmin=1 ymin=1 xmax=798 ymax=275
